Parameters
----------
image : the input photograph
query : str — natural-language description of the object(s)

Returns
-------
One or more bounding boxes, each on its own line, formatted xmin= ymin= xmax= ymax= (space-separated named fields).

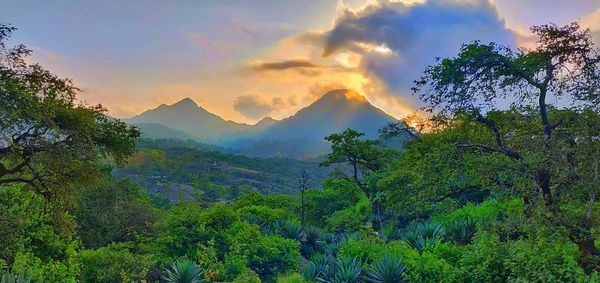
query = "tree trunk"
xmin=576 ymin=236 xmax=600 ymax=271
xmin=578 ymin=191 xmax=600 ymax=270
xmin=372 ymin=200 xmax=385 ymax=239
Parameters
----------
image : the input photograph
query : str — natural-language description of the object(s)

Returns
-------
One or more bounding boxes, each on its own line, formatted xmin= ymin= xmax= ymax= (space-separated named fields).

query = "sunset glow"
xmin=3 ymin=0 xmax=600 ymax=124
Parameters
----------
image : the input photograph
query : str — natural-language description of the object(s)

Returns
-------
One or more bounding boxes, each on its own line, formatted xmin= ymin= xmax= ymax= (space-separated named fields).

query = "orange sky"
xmin=3 ymin=0 xmax=600 ymax=124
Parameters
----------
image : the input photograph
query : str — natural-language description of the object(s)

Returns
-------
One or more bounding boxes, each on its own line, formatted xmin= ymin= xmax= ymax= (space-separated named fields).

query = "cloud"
xmin=233 ymin=94 xmax=274 ymax=119
xmin=322 ymin=0 xmax=516 ymax=105
xmin=248 ymin=59 xmax=320 ymax=71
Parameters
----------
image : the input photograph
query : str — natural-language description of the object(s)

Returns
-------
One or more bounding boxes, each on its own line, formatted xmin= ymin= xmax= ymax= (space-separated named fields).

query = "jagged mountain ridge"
xmin=125 ymin=89 xmax=403 ymax=157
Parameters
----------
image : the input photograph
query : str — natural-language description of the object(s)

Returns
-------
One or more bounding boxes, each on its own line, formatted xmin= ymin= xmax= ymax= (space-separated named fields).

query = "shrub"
xmin=0 ymin=271 xmax=42 ymax=283
xmin=301 ymin=226 xmax=325 ymax=258
xmin=247 ymin=235 xmax=300 ymax=281
xmin=231 ymin=269 xmax=261 ymax=283
xmin=328 ymin=256 xmax=363 ymax=283
xmin=79 ymin=243 xmax=150 ymax=283
xmin=397 ymin=222 xmax=445 ymax=253
xmin=445 ymin=218 xmax=478 ymax=245
xmin=303 ymin=254 xmax=333 ymax=280
xmin=163 ymin=259 xmax=205 ymax=283
xmin=366 ymin=254 xmax=409 ymax=283
xmin=275 ymin=272 xmax=309 ymax=283
xmin=338 ymin=238 xmax=386 ymax=264
xmin=504 ymin=239 xmax=587 ymax=282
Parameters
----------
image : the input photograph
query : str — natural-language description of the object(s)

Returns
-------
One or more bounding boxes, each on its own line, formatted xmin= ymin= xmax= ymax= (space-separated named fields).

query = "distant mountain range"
xmin=126 ymin=89 xmax=402 ymax=158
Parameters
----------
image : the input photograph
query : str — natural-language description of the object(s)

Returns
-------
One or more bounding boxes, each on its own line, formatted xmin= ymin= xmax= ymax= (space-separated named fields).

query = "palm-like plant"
xmin=327 ymin=256 xmax=363 ymax=283
xmin=1 ymin=273 xmax=31 ymax=283
xmin=366 ymin=254 xmax=409 ymax=283
xmin=446 ymin=217 xmax=478 ymax=245
xmin=303 ymin=254 xmax=333 ymax=280
xmin=277 ymin=220 xmax=307 ymax=242
xmin=163 ymin=259 xmax=205 ymax=283
xmin=0 ymin=272 xmax=42 ymax=283
xmin=398 ymin=222 xmax=445 ymax=253
xmin=301 ymin=226 xmax=325 ymax=257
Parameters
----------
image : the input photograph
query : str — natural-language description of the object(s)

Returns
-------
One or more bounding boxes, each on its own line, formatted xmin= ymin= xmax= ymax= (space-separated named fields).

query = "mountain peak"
xmin=320 ymin=89 xmax=367 ymax=102
xmin=256 ymin=116 xmax=277 ymax=125
xmin=172 ymin=97 xmax=199 ymax=108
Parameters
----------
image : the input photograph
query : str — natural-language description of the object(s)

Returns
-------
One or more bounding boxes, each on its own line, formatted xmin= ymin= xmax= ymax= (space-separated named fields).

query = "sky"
xmin=2 ymin=0 xmax=600 ymax=124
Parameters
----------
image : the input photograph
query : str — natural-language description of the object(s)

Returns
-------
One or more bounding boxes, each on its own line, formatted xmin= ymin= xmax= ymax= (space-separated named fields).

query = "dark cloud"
xmin=234 ymin=94 xmax=297 ymax=119
xmin=233 ymin=94 xmax=274 ymax=119
xmin=249 ymin=59 xmax=320 ymax=71
xmin=323 ymin=0 xmax=516 ymax=101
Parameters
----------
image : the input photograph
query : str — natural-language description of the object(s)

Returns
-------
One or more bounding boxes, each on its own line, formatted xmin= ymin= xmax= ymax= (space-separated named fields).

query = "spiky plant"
xmin=303 ymin=254 xmax=333 ymax=280
xmin=277 ymin=220 xmax=307 ymax=242
xmin=446 ymin=217 xmax=478 ymax=245
xmin=0 ymin=272 xmax=42 ymax=283
xmin=337 ymin=233 xmax=361 ymax=245
xmin=301 ymin=226 xmax=324 ymax=257
xmin=398 ymin=222 xmax=445 ymax=253
xmin=326 ymin=256 xmax=363 ymax=283
xmin=365 ymin=254 xmax=409 ymax=283
xmin=163 ymin=259 xmax=205 ymax=283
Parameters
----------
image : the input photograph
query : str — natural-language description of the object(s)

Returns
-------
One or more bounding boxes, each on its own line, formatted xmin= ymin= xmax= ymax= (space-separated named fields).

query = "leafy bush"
xmin=504 ymin=239 xmax=587 ymax=282
xmin=163 ymin=259 xmax=205 ymax=283
xmin=79 ymin=243 xmax=149 ymax=283
xmin=338 ymin=238 xmax=386 ymax=263
xmin=325 ymin=198 xmax=371 ymax=233
xmin=275 ymin=272 xmax=309 ymax=283
xmin=366 ymin=254 xmax=409 ymax=283
xmin=247 ymin=235 xmax=300 ymax=281
xmin=231 ymin=269 xmax=261 ymax=283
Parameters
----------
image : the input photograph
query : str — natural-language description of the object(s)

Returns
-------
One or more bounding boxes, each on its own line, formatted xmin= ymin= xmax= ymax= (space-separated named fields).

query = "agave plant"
xmin=0 ymin=272 xmax=42 ymax=283
xmin=301 ymin=226 xmax=325 ymax=257
xmin=303 ymin=254 xmax=333 ymax=280
xmin=366 ymin=254 xmax=409 ymax=283
xmin=1 ymin=273 xmax=32 ymax=283
xmin=398 ymin=222 xmax=445 ymax=253
xmin=446 ymin=217 xmax=478 ymax=245
xmin=325 ymin=256 xmax=363 ymax=283
xmin=277 ymin=220 xmax=307 ymax=242
xmin=337 ymin=233 xmax=362 ymax=245
xmin=163 ymin=259 xmax=205 ymax=283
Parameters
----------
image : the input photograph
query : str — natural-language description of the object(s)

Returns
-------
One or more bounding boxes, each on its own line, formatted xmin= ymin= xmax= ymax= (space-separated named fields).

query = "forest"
xmin=3 ymin=21 xmax=600 ymax=283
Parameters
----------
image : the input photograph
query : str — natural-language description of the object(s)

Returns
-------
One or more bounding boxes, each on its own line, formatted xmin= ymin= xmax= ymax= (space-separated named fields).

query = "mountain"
xmin=254 ymin=116 xmax=278 ymax=129
xmin=256 ymin=89 xmax=397 ymax=140
xmin=126 ymin=98 xmax=252 ymax=142
xmin=127 ymin=89 xmax=404 ymax=158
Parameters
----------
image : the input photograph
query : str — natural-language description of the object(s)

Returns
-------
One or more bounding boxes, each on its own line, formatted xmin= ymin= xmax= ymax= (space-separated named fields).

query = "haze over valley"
xmin=4 ymin=1 xmax=600 ymax=282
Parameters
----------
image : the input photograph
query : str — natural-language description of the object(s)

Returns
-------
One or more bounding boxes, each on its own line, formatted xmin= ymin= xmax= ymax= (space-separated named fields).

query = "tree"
xmin=412 ymin=22 xmax=600 ymax=268
xmin=0 ymin=25 xmax=140 ymax=199
xmin=298 ymin=169 xmax=309 ymax=227
xmin=321 ymin=129 xmax=387 ymax=236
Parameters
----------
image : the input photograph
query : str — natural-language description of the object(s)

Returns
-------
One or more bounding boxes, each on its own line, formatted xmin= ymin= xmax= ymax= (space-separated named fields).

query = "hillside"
xmin=114 ymin=139 xmax=330 ymax=202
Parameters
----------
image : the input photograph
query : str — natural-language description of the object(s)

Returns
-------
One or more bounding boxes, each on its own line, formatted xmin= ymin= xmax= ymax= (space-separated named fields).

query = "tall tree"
xmin=0 ymin=25 xmax=140 ymax=200
xmin=413 ymin=22 xmax=600 ymax=268
xmin=298 ymin=169 xmax=309 ymax=228
xmin=321 ymin=129 xmax=387 ymax=236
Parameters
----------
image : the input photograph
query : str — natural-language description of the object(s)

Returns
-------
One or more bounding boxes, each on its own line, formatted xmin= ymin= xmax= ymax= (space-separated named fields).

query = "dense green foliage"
xmin=115 ymin=139 xmax=329 ymax=201
xmin=4 ymin=22 xmax=600 ymax=283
